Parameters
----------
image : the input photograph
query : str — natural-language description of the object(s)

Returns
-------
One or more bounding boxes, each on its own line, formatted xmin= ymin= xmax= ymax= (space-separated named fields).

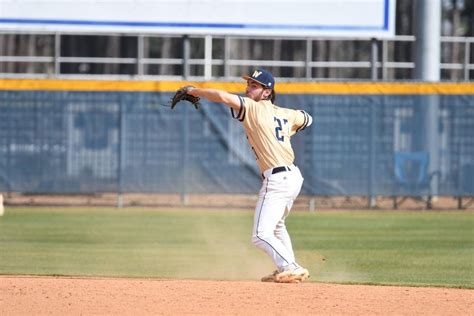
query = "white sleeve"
xmin=306 ymin=113 xmax=313 ymax=127
xmin=295 ymin=110 xmax=312 ymax=132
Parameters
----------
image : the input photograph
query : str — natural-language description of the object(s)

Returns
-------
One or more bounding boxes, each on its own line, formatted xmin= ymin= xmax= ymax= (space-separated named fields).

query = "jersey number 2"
xmin=274 ymin=117 xmax=288 ymax=142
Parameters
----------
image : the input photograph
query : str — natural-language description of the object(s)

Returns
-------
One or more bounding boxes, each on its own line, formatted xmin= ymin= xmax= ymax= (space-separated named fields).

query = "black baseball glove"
xmin=170 ymin=86 xmax=200 ymax=109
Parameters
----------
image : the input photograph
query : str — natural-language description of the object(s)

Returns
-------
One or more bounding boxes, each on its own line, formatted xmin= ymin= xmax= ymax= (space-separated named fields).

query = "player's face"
xmin=245 ymin=80 xmax=271 ymax=101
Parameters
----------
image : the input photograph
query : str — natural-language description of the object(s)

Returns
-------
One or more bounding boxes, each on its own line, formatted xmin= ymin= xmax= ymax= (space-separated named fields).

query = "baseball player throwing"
xmin=173 ymin=69 xmax=312 ymax=283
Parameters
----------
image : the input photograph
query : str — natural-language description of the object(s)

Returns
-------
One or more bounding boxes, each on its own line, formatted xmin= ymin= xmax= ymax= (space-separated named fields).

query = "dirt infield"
xmin=1 ymin=276 xmax=472 ymax=315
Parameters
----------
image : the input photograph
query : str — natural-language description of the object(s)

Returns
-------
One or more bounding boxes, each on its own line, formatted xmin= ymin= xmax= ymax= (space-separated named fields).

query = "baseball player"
xmin=173 ymin=69 xmax=312 ymax=283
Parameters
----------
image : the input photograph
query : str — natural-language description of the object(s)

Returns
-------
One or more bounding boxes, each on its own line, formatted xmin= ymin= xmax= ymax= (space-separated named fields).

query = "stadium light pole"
xmin=368 ymin=38 xmax=378 ymax=208
xmin=415 ymin=0 xmax=441 ymax=81
xmin=181 ymin=35 xmax=191 ymax=206
xmin=414 ymin=0 xmax=441 ymax=208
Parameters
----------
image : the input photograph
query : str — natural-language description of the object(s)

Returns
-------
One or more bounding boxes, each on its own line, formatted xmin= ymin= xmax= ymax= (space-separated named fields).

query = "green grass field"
xmin=0 ymin=207 xmax=472 ymax=288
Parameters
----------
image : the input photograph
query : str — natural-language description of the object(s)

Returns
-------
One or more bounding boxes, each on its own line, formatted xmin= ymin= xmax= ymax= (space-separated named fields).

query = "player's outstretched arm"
xmin=187 ymin=88 xmax=241 ymax=111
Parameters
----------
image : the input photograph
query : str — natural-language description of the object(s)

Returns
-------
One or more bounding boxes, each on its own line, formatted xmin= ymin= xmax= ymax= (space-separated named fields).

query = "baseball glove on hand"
xmin=170 ymin=86 xmax=200 ymax=109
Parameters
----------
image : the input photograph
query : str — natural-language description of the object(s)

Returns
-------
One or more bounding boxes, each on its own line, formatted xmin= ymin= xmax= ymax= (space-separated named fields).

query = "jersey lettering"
xmin=274 ymin=117 xmax=288 ymax=142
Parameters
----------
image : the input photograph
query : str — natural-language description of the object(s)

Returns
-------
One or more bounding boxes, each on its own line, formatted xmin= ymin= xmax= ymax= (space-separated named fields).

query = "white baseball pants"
xmin=252 ymin=164 xmax=304 ymax=272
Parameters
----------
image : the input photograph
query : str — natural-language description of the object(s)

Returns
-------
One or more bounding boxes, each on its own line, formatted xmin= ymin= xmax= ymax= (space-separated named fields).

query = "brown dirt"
xmin=0 ymin=276 xmax=472 ymax=315
xmin=3 ymin=192 xmax=473 ymax=211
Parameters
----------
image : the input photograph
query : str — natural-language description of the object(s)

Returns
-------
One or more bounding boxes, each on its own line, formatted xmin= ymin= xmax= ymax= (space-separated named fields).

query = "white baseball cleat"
xmin=274 ymin=266 xmax=309 ymax=283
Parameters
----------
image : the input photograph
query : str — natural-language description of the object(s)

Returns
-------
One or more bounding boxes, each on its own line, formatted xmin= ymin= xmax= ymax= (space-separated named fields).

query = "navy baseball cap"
xmin=242 ymin=68 xmax=275 ymax=89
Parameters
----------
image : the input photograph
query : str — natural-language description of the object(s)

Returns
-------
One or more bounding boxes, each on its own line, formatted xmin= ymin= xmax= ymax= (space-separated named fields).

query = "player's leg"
xmin=273 ymin=202 xmax=310 ymax=283
xmin=252 ymin=173 xmax=297 ymax=272
xmin=274 ymin=206 xmax=295 ymax=262
xmin=275 ymin=166 xmax=304 ymax=259
xmin=273 ymin=167 xmax=310 ymax=283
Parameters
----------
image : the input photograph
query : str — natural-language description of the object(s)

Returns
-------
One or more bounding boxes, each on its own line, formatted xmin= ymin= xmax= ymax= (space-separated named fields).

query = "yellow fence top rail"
xmin=1 ymin=79 xmax=473 ymax=94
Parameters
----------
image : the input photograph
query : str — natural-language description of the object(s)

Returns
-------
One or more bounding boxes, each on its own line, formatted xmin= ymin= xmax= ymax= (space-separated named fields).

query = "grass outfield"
xmin=0 ymin=207 xmax=472 ymax=288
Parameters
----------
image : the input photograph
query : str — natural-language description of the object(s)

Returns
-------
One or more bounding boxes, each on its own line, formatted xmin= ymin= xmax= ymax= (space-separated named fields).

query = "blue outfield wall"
xmin=0 ymin=81 xmax=473 ymax=197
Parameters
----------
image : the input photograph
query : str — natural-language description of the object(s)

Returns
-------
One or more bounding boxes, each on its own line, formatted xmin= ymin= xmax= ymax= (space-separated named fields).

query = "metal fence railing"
xmin=1 ymin=32 xmax=473 ymax=81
